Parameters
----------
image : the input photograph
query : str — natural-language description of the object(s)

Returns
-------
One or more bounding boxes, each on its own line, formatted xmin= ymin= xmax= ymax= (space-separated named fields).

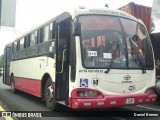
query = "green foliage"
xmin=0 ymin=55 xmax=3 ymax=68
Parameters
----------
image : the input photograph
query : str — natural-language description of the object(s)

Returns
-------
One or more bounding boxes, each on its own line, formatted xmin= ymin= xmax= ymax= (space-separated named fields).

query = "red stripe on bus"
xmin=15 ymin=77 xmax=41 ymax=97
xmin=70 ymin=94 xmax=157 ymax=109
xmin=69 ymin=88 xmax=157 ymax=109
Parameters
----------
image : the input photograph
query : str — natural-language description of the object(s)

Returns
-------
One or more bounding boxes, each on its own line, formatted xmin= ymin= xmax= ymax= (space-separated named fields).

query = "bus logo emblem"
xmin=124 ymin=75 xmax=131 ymax=80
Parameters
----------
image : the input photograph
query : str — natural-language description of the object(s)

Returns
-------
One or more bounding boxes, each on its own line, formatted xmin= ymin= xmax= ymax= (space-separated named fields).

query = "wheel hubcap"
xmin=46 ymin=85 xmax=53 ymax=103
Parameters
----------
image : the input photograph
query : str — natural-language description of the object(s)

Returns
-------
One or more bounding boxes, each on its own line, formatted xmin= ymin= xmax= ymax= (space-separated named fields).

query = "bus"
xmin=3 ymin=6 xmax=157 ymax=111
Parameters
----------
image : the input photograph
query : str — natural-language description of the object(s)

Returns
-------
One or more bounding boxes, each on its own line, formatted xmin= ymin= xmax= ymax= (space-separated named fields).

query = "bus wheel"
xmin=11 ymin=75 xmax=17 ymax=94
xmin=45 ymin=78 xmax=57 ymax=111
xmin=156 ymin=80 xmax=160 ymax=96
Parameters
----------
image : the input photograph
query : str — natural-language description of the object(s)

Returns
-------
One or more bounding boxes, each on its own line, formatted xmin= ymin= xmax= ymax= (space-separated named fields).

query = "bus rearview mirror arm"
xmin=73 ymin=22 xmax=81 ymax=36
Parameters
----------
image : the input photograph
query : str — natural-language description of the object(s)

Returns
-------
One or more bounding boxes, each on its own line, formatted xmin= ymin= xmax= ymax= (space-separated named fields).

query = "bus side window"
xmin=12 ymin=41 xmax=18 ymax=59
xmin=13 ymin=41 xmax=17 ymax=52
xmin=19 ymin=38 xmax=24 ymax=50
xmin=39 ymin=28 xmax=43 ymax=43
xmin=42 ymin=23 xmax=53 ymax=42
xmin=24 ymin=36 xmax=27 ymax=48
xmin=29 ymin=31 xmax=38 ymax=47
xmin=52 ymin=21 xmax=56 ymax=39
xmin=43 ymin=25 xmax=50 ymax=42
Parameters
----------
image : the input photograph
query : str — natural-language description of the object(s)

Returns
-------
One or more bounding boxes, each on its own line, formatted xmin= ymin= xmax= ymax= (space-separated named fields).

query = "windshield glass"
xmin=79 ymin=15 xmax=154 ymax=69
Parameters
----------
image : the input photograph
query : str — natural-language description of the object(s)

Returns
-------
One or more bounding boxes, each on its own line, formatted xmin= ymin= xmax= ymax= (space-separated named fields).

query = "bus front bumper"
xmin=70 ymin=94 xmax=157 ymax=109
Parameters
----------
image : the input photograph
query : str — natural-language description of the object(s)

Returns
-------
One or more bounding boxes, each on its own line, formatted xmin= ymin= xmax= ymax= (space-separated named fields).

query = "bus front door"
xmin=55 ymin=19 xmax=70 ymax=103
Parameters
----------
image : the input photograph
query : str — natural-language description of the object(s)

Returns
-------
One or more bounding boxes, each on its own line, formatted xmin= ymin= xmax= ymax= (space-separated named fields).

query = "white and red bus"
xmin=3 ymin=6 xmax=157 ymax=111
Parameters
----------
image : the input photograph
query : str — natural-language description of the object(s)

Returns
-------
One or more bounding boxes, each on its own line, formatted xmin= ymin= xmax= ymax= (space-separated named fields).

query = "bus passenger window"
xmin=42 ymin=24 xmax=53 ymax=42
xmin=13 ymin=41 xmax=17 ymax=52
xmin=29 ymin=31 xmax=37 ymax=47
xmin=49 ymin=23 xmax=53 ymax=39
xmin=43 ymin=25 xmax=49 ymax=41
xmin=24 ymin=36 xmax=28 ymax=48
xmin=52 ymin=21 xmax=56 ymax=39
xmin=19 ymin=38 xmax=24 ymax=50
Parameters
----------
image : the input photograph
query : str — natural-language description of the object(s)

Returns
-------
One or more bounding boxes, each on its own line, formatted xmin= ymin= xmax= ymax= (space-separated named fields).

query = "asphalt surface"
xmin=0 ymin=76 xmax=160 ymax=120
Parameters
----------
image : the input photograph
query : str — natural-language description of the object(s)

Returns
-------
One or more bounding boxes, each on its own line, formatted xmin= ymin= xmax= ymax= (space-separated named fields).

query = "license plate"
xmin=125 ymin=98 xmax=135 ymax=104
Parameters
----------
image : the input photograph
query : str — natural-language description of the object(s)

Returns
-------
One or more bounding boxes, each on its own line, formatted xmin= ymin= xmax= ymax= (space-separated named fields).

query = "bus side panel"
xmin=10 ymin=56 xmax=55 ymax=97
xmin=15 ymin=77 xmax=41 ymax=97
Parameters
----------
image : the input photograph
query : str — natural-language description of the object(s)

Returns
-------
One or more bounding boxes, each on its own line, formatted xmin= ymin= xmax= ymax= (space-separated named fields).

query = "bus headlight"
xmin=78 ymin=91 xmax=99 ymax=97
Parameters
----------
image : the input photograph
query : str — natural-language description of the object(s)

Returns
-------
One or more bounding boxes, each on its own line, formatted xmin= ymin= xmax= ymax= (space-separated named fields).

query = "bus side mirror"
xmin=73 ymin=22 xmax=81 ymax=36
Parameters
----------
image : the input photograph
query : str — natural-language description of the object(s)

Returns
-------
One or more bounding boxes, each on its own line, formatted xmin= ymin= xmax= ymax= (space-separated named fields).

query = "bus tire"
xmin=45 ymin=78 xmax=58 ymax=111
xmin=156 ymin=80 xmax=160 ymax=96
xmin=11 ymin=75 xmax=18 ymax=94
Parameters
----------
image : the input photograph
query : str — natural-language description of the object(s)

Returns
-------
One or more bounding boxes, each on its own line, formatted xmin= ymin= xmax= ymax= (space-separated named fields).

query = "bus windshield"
xmin=79 ymin=15 xmax=154 ymax=69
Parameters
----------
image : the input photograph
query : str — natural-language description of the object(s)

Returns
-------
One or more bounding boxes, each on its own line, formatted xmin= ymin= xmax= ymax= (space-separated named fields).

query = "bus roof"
xmin=7 ymin=6 xmax=144 ymax=45
xmin=72 ymin=7 xmax=142 ymax=22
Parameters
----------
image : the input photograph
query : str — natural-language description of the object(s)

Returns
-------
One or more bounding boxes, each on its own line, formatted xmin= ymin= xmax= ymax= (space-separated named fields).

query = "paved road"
xmin=0 ymin=76 xmax=160 ymax=120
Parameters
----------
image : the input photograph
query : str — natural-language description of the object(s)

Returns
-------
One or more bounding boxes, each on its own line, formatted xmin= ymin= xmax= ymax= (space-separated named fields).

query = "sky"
xmin=0 ymin=0 xmax=153 ymax=55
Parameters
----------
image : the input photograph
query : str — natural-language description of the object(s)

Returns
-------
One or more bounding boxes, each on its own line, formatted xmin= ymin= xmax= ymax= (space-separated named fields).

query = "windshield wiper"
xmin=105 ymin=34 xmax=120 ymax=74
xmin=129 ymin=37 xmax=146 ymax=74
xmin=139 ymin=52 xmax=146 ymax=73
xmin=136 ymin=54 xmax=146 ymax=73
xmin=104 ymin=58 xmax=115 ymax=73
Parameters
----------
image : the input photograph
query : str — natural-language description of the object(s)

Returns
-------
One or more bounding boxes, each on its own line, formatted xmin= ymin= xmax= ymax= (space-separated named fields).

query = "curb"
xmin=0 ymin=105 xmax=13 ymax=120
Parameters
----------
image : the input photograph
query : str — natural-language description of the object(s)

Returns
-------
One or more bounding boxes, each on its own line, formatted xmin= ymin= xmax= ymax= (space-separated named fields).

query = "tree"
xmin=0 ymin=55 xmax=3 ymax=68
